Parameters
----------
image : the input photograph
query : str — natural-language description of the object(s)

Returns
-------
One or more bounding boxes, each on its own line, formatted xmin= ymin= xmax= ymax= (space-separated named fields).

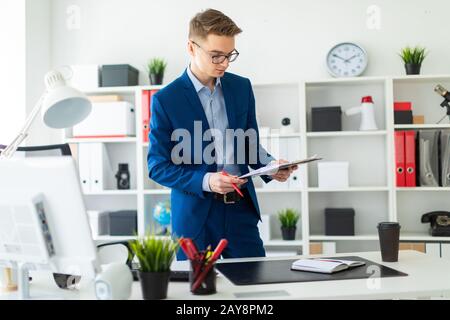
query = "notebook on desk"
xmin=215 ymin=256 xmax=407 ymax=286
xmin=291 ymin=258 xmax=365 ymax=274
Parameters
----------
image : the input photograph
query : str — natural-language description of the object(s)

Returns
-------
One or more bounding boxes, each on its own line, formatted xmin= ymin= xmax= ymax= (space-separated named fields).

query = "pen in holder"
xmin=189 ymin=252 xmax=217 ymax=295
xmin=179 ymin=238 xmax=228 ymax=296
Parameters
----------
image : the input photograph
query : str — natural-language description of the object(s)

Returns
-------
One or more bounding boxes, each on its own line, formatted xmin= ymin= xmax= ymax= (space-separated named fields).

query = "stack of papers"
xmin=291 ymin=258 xmax=365 ymax=274
xmin=239 ymin=155 xmax=322 ymax=179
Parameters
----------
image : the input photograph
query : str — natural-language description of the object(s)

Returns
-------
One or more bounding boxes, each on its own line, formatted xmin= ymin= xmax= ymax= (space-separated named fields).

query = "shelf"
xmin=84 ymin=86 xmax=140 ymax=94
xmin=396 ymin=187 xmax=450 ymax=192
xmin=93 ymin=235 xmax=137 ymax=242
xmin=256 ymin=188 xmax=303 ymax=193
xmin=305 ymin=76 xmax=386 ymax=86
xmin=306 ymin=130 xmax=387 ymax=138
xmin=264 ymin=240 xmax=303 ymax=247
xmin=143 ymin=189 xmax=302 ymax=194
xmin=260 ymin=132 xmax=301 ymax=138
xmin=84 ymin=190 xmax=138 ymax=196
xmin=310 ymin=235 xmax=378 ymax=241
xmin=309 ymin=233 xmax=450 ymax=242
xmin=83 ymin=85 xmax=164 ymax=95
xmin=143 ymin=189 xmax=171 ymax=195
xmin=399 ymin=233 xmax=450 ymax=242
xmin=308 ymin=187 xmax=389 ymax=192
xmin=394 ymin=124 xmax=450 ymax=130
xmin=66 ymin=137 xmax=137 ymax=144
xmin=392 ymin=74 xmax=450 ymax=83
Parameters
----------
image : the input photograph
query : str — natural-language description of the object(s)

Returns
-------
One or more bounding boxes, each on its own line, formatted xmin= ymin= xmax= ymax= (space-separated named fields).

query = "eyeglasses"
xmin=191 ymin=40 xmax=239 ymax=64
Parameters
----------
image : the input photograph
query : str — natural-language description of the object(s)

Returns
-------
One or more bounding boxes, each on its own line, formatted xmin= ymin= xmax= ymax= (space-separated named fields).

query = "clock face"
xmin=326 ymin=43 xmax=368 ymax=77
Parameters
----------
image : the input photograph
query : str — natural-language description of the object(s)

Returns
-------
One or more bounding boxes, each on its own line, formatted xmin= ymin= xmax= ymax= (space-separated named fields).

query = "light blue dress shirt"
xmin=186 ymin=66 xmax=241 ymax=192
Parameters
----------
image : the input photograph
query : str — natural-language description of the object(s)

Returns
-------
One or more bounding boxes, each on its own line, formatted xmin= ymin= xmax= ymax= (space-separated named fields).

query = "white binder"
xmin=441 ymin=130 xmax=450 ymax=187
xmin=287 ymin=137 xmax=302 ymax=189
xmin=78 ymin=143 xmax=92 ymax=193
xmin=266 ymin=136 xmax=288 ymax=190
xmin=90 ymin=143 xmax=113 ymax=192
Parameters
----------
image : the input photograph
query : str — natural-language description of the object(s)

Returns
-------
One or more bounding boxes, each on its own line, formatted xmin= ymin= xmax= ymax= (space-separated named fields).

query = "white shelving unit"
xmin=64 ymin=74 xmax=450 ymax=253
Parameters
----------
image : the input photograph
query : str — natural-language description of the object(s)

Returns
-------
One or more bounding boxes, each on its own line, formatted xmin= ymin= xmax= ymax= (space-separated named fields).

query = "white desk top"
xmin=2 ymin=250 xmax=450 ymax=300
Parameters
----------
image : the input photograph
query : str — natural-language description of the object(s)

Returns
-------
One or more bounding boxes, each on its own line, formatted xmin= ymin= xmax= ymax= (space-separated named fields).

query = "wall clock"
xmin=326 ymin=42 xmax=368 ymax=77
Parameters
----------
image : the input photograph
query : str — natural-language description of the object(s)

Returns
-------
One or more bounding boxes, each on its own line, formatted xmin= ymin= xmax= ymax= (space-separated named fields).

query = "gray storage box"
xmin=311 ymin=106 xmax=342 ymax=132
xmin=101 ymin=64 xmax=139 ymax=87
xmin=325 ymin=208 xmax=355 ymax=236
xmin=98 ymin=210 xmax=137 ymax=236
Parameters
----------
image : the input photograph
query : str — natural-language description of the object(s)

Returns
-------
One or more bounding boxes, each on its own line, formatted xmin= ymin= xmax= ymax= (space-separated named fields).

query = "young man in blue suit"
xmin=147 ymin=9 xmax=297 ymax=260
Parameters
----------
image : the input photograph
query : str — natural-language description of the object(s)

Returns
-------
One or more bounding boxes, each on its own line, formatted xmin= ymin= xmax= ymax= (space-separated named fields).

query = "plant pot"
xmin=281 ymin=227 xmax=296 ymax=240
xmin=138 ymin=271 xmax=170 ymax=300
xmin=404 ymin=63 xmax=421 ymax=75
xmin=149 ymin=73 xmax=164 ymax=85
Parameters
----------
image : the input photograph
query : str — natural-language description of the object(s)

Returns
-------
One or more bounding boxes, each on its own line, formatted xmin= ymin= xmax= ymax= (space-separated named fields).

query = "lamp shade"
xmin=41 ymin=70 xmax=92 ymax=129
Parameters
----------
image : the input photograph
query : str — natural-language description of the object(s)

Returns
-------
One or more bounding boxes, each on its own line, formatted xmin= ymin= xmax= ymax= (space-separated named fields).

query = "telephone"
xmin=421 ymin=211 xmax=450 ymax=236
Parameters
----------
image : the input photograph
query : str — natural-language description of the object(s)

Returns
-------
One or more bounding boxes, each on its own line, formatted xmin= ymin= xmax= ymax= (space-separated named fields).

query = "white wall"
xmin=50 ymin=0 xmax=450 ymax=85
xmin=26 ymin=0 xmax=52 ymax=146
xmin=0 ymin=0 xmax=26 ymax=145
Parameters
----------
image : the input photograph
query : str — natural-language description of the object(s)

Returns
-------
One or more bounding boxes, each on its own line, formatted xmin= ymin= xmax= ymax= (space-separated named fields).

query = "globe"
xmin=153 ymin=201 xmax=171 ymax=227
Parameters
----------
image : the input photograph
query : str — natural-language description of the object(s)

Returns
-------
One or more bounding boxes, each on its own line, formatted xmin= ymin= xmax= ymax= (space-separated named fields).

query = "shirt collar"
xmin=187 ymin=65 xmax=221 ymax=93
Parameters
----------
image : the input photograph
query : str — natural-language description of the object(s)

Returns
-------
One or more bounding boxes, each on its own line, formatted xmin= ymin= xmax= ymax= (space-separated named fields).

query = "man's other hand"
xmin=270 ymin=159 xmax=298 ymax=182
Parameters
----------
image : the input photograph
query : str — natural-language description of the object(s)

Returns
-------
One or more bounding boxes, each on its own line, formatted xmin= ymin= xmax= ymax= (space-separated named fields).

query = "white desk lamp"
xmin=0 ymin=69 xmax=91 ymax=296
xmin=0 ymin=69 xmax=92 ymax=159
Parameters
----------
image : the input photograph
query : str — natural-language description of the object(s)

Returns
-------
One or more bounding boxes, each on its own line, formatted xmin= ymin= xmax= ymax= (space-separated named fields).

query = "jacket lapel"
xmin=220 ymin=74 xmax=237 ymax=131
xmin=181 ymin=70 xmax=211 ymax=133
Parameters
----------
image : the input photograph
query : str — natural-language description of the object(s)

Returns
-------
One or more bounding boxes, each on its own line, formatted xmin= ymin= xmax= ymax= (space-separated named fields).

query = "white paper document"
xmin=239 ymin=154 xmax=322 ymax=179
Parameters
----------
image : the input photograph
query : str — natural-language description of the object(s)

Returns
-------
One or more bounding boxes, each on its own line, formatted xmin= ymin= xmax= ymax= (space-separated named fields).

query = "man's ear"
xmin=187 ymin=41 xmax=195 ymax=57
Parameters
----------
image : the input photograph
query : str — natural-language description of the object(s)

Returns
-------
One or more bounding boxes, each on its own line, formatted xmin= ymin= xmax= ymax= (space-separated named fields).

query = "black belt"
xmin=213 ymin=190 xmax=242 ymax=204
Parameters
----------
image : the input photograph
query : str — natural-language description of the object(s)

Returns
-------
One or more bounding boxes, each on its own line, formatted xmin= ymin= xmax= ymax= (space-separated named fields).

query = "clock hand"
xmin=344 ymin=54 xmax=358 ymax=63
xmin=332 ymin=54 xmax=346 ymax=61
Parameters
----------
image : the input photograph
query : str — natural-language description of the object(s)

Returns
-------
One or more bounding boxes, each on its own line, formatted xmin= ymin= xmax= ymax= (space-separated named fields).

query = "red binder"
xmin=395 ymin=131 xmax=406 ymax=187
xmin=142 ymin=90 xmax=158 ymax=143
xmin=404 ymin=130 xmax=416 ymax=187
xmin=142 ymin=90 xmax=151 ymax=143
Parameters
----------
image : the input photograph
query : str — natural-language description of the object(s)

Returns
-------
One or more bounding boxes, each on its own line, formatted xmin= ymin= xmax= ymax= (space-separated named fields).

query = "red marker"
xmin=221 ymin=171 xmax=244 ymax=198
xmin=191 ymin=239 xmax=228 ymax=292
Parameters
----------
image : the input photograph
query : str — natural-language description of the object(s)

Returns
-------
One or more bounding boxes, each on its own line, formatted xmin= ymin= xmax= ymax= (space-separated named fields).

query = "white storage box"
xmin=73 ymin=101 xmax=136 ymax=138
xmin=318 ymin=161 xmax=349 ymax=188
xmin=67 ymin=65 xmax=100 ymax=91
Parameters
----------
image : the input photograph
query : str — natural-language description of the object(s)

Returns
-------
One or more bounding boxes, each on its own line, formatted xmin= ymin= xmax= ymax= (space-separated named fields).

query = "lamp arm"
xmin=0 ymin=92 xmax=47 ymax=159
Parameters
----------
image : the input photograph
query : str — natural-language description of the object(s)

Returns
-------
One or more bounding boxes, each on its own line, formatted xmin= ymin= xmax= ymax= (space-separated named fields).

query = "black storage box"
xmin=98 ymin=210 xmax=137 ymax=236
xmin=311 ymin=106 xmax=342 ymax=131
xmin=325 ymin=208 xmax=355 ymax=236
xmin=394 ymin=110 xmax=413 ymax=124
xmin=101 ymin=64 xmax=139 ymax=87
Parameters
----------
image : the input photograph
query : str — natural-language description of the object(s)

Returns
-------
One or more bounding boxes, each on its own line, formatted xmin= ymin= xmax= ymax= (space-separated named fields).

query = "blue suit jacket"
xmin=147 ymin=70 xmax=273 ymax=240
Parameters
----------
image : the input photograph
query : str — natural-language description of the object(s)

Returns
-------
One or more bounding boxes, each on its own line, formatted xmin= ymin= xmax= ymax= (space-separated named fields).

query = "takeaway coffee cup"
xmin=377 ymin=222 xmax=401 ymax=262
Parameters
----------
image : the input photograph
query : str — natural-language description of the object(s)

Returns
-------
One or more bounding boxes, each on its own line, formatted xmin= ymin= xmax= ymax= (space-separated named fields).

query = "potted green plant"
xmin=129 ymin=233 xmax=179 ymax=300
xmin=147 ymin=58 xmax=167 ymax=85
xmin=399 ymin=46 xmax=427 ymax=75
xmin=278 ymin=208 xmax=300 ymax=240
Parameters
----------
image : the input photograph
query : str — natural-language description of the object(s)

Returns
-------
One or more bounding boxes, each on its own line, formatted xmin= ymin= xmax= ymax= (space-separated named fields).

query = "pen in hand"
xmin=220 ymin=170 xmax=244 ymax=197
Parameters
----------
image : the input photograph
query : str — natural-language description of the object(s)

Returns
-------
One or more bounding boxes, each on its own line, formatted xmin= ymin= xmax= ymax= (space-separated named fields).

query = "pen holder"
xmin=189 ymin=259 xmax=217 ymax=295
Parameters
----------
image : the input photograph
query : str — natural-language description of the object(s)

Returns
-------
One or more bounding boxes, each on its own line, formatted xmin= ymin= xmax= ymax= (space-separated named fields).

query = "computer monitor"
xmin=0 ymin=157 xmax=100 ymax=283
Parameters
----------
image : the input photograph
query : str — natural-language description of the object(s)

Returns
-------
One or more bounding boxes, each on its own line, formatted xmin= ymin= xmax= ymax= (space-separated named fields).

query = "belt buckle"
xmin=223 ymin=193 xmax=235 ymax=204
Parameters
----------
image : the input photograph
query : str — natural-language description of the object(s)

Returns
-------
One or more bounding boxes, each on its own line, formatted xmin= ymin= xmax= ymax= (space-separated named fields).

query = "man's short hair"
xmin=189 ymin=9 xmax=242 ymax=40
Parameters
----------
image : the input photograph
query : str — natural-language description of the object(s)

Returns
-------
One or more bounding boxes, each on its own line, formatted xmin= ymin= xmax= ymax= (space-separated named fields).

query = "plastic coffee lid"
xmin=377 ymin=222 xmax=401 ymax=229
